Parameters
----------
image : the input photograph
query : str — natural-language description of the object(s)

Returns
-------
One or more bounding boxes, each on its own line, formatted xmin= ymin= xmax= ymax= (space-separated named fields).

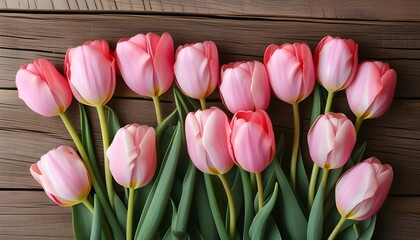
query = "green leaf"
xmin=358 ymin=215 xmax=377 ymax=240
xmin=249 ymin=183 xmax=279 ymax=240
xmin=204 ymin=174 xmax=229 ymax=239
xmin=156 ymin=109 xmax=178 ymax=141
xmin=134 ymin=124 xmax=182 ymax=240
xmin=296 ymin=149 xmax=309 ymax=205
xmin=265 ymin=216 xmax=282 ymax=240
xmin=351 ymin=142 xmax=367 ymax=165
xmin=310 ymin=84 xmax=328 ymax=125
xmin=239 ymin=170 xmax=254 ymax=240
xmin=114 ymin=194 xmax=127 ymax=232
xmin=90 ymin=195 xmax=101 ymax=240
xmin=105 ymin=105 xmax=121 ymax=142
xmin=307 ymin=186 xmax=324 ymax=240
xmin=72 ymin=201 xmax=93 ymax=240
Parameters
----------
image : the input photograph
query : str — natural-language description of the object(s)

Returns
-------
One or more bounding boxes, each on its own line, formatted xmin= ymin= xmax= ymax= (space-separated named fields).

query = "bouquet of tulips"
xmin=16 ymin=33 xmax=396 ymax=240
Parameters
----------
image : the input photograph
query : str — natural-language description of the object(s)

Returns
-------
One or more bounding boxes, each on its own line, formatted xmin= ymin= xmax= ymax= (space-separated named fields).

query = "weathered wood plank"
xmin=1 ymin=89 xmax=419 ymax=195
xmin=0 ymin=13 xmax=419 ymax=98
xmin=0 ymin=191 xmax=416 ymax=239
xmin=1 ymin=0 xmax=420 ymax=21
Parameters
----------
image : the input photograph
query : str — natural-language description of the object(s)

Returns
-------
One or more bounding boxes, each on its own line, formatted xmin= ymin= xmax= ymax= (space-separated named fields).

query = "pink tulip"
xmin=264 ymin=43 xmax=315 ymax=104
xmin=16 ymin=58 xmax=72 ymax=117
xmin=107 ymin=124 xmax=156 ymax=189
xmin=65 ymin=40 xmax=116 ymax=106
xmin=174 ymin=41 xmax=219 ymax=99
xmin=30 ymin=146 xmax=91 ymax=207
xmin=346 ymin=61 xmax=397 ymax=119
xmin=220 ymin=61 xmax=270 ymax=113
xmin=335 ymin=157 xmax=393 ymax=220
xmin=307 ymin=112 xmax=356 ymax=169
xmin=185 ymin=107 xmax=234 ymax=174
xmin=230 ymin=110 xmax=275 ymax=173
xmin=314 ymin=36 xmax=358 ymax=92
xmin=115 ymin=32 xmax=174 ymax=97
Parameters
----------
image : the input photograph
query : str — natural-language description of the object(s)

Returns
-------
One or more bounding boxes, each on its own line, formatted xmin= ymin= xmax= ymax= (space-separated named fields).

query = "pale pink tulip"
xmin=174 ymin=41 xmax=219 ymax=99
xmin=220 ymin=61 xmax=270 ymax=113
xmin=16 ymin=58 xmax=72 ymax=117
xmin=30 ymin=146 xmax=91 ymax=206
xmin=107 ymin=124 xmax=156 ymax=189
xmin=346 ymin=61 xmax=397 ymax=119
xmin=314 ymin=36 xmax=358 ymax=92
xmin=264 ymin=43 xmax=315 ymax=104
xmin=230 ymin=110 xmax=275 ymax=173
xmin=115 ymin=32 xmax=174 ymax=97
xmin=307 ymin=112 xmax=356 ymax=169
xmin=185 ymin=107 xmax=234 ymax=174
xmin=335 ymin=157 xmax=393 ymax=220
xmin=65 ymin=40 xmax=115 ymax=106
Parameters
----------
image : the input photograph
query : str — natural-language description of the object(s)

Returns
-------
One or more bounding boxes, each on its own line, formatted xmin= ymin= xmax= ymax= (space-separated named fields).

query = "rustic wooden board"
xmin=0 ymin=191 xmax=417 ymax=239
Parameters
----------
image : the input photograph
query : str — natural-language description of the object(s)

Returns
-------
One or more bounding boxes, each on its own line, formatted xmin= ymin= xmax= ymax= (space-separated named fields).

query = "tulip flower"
xmin=219 ymin=61 xmax=270 ymax=114
xmin=346 ymin=61 xmax=397 ymax=120
xmin=65 ymin=40 xmax=116 ymax=106
xmin=185 ymin=107 xmax=234 ymax=174
xmin=16 ymin=58 xmax=72 ymax=117
xmin=30 ymin=146 xmax=91 ymax=207
xmin=314 ymin=36 xmax=358 ymax=93
xmin=107 ymin=124 xmax=156 ymax=189
xmin=115 ymin=32 xmax=174 ymax=97
xmin=174 ymin=40 xmax=219 ymax=101
xmin=329 ymin=158 xmax=393 ymax=240
xmin=264 ymin=43 xmax=315 ymax=104
xmin=307 ymin=112 xmax=356 ymax=170
xmin=230 ymin=110 xmax=275 ymax=173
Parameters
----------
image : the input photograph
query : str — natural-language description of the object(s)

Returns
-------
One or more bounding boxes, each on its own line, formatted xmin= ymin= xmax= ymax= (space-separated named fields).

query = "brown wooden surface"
xmin=1 ymin=1 xmax=419 ymax=239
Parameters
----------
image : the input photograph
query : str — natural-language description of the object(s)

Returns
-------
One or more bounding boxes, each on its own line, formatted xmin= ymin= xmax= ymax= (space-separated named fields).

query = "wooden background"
xmin=1 ymin=0 xmax=419 ymax=239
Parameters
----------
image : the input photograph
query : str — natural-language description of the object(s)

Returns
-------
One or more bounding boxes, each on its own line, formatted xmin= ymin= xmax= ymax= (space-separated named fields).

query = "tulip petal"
xmin=250 ymin=61 xmax=270 ymax=110
xmin=153 ymin=32 xmax=174 ymax=96
xmin=220 ymin=67 xmax=254 ymax=113
xmin=328 ymin=120 xmax=356 ymax=168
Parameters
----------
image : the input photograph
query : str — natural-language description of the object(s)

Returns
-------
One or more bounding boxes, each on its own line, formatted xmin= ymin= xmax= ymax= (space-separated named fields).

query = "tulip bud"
xmin=185 ymin=107 xmax=234 ymax=174
xmin=220 ymin=61 xmax=270 ymax=114
xmin=230 ymin=110 xmax=275 ymax=173
xmin=264 ymin=43 xmax=315 ymax=104
xmin=335 ymin=157 xmax=393 ymax=220
xmin=65 ymin=40 xmax=116 ymax=106
xmin=346 ymin=61 xmax=397 ymax=119
xmin=174 ymin=40 xmax=219 ymax=99
xmin=30 ymin=146 xmax=91 ymax=206
xmin=314 ymin=36 xmax=358 ymax=92
xmin=307 ymin=112 xmax=356 ymax=169
xmin=16 ymin=58 xmax=72 ymax=117
xmin=107 ymin=124 xmax=156 ymax=189
xmin=115 ymin=32 xmax=174 ymax=97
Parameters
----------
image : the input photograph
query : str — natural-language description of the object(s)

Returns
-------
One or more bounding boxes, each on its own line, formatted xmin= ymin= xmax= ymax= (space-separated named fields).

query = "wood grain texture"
xmin=1 ymin=0 xmax=420 ymax=21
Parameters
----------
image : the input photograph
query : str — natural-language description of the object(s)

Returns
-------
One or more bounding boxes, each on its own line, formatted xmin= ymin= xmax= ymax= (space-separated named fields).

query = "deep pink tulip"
xmin=185 ymin=107 xmax=234 ymax=174
xmin=174 ymin=41 xmax=219 ymax=99
xmin=307 ymin=112 xmax=356 ymax=169
xmin=115 ymin=32 xmax=174 ymax=97
xmin=264 ymin=43 xmax=315 ymax=104
xmin=65 ymin=40 xmax=116 ymax=106
xmin=314 ymin=36 xmax=358 ymax=92
xmin=335 ymin=157 xmax=393 ymax=220
xmin=30 ymin=146 xmax=91 ymax=206
xmin=346 ymin=61 xmax=397 ymax=119
xmin=107 ymin=124 xmax=156 ymax=189
xmin=230 ymin=110 xmax=275 ymax=173
xmin=16 ymin=58 xmax=72 ymax=117
xmin=220 ymin=61 xmax=270 ymax=113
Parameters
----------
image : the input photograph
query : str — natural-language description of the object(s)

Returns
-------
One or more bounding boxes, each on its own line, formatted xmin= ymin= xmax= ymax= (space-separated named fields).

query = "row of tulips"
xmin=16 ymin=32 xmax=396 ymax=239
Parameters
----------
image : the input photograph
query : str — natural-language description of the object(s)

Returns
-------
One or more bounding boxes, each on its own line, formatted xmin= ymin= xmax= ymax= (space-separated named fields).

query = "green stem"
xmin=290 ymin=102 xmax=300 ymax=190
xmin=324 ymin=91 xmax=334 ymax=113
xmin=82 ymin=198 xmax=94 ymax=213
xmin=96 ymin=106 xmax=115 ymax=210
xmin=127 ymin=188 xmax=135 ymax=240
xmin=199 ymin=98 xmax=207 ymax=110
xmin=321 ymin=168 xmax=330 ymax=195
xmin=218 ymin=174 xmax=236 ymax=240
xmin=355 ymin=117 xmax=363 ymax=134
xmin=255 ymin=172 xmax=264 ymax=210
xmin=308 ymin=165 xmax=320 ymax=209
xmin=328 ymin=215 xmax=347 ymax=240
xmin=152 ymin=96 xmax=163 ymax=125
